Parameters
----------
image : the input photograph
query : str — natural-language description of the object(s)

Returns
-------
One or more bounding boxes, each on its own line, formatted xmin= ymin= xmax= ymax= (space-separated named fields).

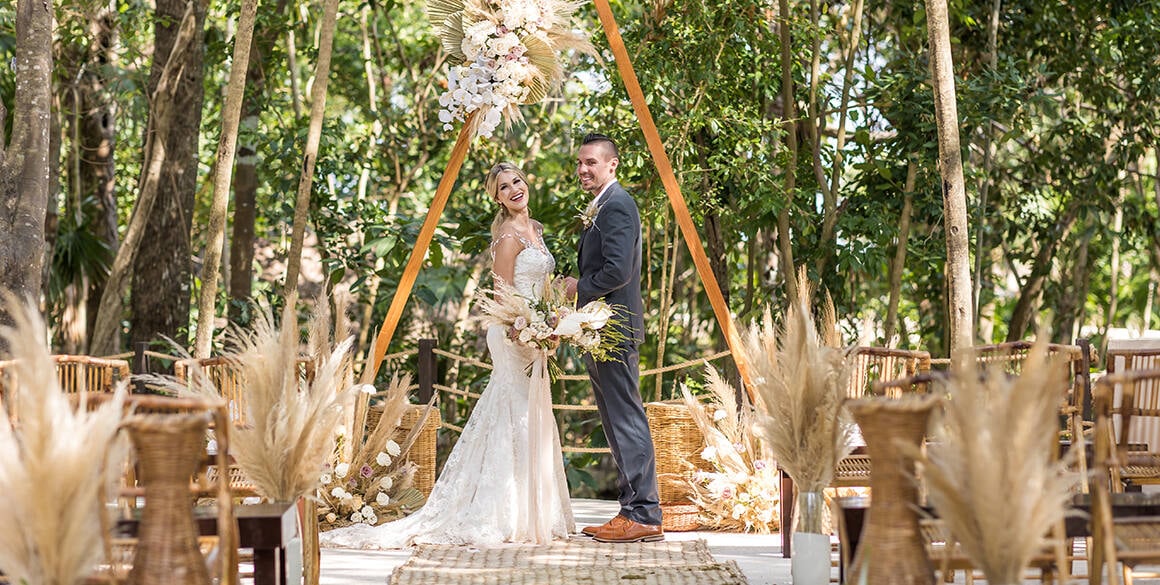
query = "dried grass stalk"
xmin=906 ymin=340 xmax=1080 ymax=584
xmin=747 ymin=270 xmax=855 ymax=493
xmin=0 ymin=299 xmax=129 ymax=585
xmin=187 ymin=294 xmax=357 ymax=503
xmin=680 ymin=369 xmax=781 ymax=533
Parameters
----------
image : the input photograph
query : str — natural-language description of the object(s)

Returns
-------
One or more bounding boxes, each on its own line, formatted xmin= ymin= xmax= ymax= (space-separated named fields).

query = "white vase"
xmin=790 ymin=489 xmax=829 ymax=584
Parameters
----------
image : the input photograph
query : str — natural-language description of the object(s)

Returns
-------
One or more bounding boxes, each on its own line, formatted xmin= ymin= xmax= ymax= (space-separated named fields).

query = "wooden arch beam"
xmin=361 ymin=3 xmax=755 ymax=400
xmin=591 ymin=0 xmax=755 ymax=398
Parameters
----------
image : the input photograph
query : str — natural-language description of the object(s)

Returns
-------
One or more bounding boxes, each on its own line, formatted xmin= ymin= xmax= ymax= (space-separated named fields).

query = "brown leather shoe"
xmin=580 ymin=514 xmax=629 ymax=537
xmin=592 ymin=519 xmax=664 ymax=543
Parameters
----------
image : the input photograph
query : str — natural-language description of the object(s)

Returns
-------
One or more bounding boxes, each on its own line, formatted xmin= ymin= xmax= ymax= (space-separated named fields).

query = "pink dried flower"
xmin=360 ymin=464 xmax=374 ymax=478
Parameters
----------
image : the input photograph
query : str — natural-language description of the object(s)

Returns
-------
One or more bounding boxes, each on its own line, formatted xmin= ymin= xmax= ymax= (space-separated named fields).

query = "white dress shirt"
xmin=589 ymin=179 xmax=618 ymax=209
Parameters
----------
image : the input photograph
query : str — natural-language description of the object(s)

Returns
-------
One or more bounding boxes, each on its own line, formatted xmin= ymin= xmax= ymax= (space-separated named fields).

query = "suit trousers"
xmin=585 ymin=343 xmax=662 ymax=526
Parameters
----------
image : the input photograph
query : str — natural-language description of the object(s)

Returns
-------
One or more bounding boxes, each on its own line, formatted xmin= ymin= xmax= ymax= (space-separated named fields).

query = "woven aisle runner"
xmin=389 ymin=539 xmax=747 ymax=584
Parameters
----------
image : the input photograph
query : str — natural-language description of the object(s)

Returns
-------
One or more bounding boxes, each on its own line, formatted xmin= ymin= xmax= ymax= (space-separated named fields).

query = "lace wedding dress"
xmin=321 ymin=237 xmax=575 ymax=549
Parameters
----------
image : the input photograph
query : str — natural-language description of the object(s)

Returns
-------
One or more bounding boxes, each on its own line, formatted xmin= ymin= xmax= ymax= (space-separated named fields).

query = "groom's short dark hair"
xmin=582 ymin=133 xmax=619 ymax=160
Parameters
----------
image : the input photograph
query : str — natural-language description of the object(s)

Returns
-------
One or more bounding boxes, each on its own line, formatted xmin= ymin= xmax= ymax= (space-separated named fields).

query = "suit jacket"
xmin=577 ymin=182 xmax=645 ymax=344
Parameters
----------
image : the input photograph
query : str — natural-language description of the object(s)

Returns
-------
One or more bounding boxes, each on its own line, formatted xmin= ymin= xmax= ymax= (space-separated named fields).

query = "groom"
xmin=564 ymin=133 xmax=663 ymax=543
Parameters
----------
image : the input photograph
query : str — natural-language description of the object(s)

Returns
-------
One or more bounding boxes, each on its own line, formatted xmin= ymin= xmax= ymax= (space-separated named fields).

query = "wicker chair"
xmin=1090 ymin=369 xmax=1160 ymax=585
xmin=89 ymin=394 xmax=238 ymax=585
xmin=1 ymin=356 xmax=130 ymax=422
xmin=1098 ymin=365 xmax=1160 ymax=492
xmin=780 ymin=349 xmax=933 ymax=558
xmin=833 ymin=349 xmax=933 ymax=490
xmin=174 ymin=356 xmax=316 ymax=428
xmin=972 ymin=341 xmax=1090 ymax=439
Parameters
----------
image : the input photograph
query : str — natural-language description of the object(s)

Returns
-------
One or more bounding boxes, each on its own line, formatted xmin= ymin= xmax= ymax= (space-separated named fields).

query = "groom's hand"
xmin=561 ymin=276 xmax=578 ymax=301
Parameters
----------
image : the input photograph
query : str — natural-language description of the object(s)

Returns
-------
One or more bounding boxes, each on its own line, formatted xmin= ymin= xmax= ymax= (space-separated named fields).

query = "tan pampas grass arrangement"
xmin=0 ymin=299 xmax=129 ymax=585
xmin=319 ymin=372 xmax=436 ymax=529
xmin=680 ymin=369 xmax=781 ymax=533
xmin=182 ymin=294 xmax=358 ymax=503
xmin=905 ymin=340 xmax=1081 ymax=585
xmin=747 ymin=270 xmax=854 ymax=495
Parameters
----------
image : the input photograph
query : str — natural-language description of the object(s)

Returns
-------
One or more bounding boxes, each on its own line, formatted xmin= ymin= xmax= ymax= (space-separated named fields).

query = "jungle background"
xmin=1 ymin=0 xmax=1158 ymax=496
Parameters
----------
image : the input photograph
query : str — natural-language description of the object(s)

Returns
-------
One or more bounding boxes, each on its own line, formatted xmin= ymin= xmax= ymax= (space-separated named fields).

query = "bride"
xmin=322 ymin=162 xmax=575 ymax=549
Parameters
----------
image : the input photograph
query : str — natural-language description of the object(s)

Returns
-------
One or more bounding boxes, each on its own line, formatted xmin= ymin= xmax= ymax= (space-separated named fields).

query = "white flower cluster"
xmin=509 ymin=299 xmax=615 ymax=353
xmin=319 ymin=439 xmax=404 ymax=528
xmin=437 ymin=0 xmax=552 ymax=138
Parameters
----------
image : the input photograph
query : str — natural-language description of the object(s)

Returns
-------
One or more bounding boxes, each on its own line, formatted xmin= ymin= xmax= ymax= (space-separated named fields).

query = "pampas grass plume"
xmin=0 ymin=299 xmax=129 ymax=585
xmin=747 ymin=270 xmax=854 ymax=493
xmin=907 ymin=339 xmax=1081 ymax=584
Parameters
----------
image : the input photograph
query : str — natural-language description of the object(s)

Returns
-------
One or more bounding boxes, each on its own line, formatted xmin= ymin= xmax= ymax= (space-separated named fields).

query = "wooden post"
xmin=591 ymin=0 xmax=755 ymax=400
xmin=417 ymin=338 xmax=436 ymax=404
xmin=133 ymin=341 xmax=149 ymax=394
xmin=359 ymin=113 xmax=476 ymax=385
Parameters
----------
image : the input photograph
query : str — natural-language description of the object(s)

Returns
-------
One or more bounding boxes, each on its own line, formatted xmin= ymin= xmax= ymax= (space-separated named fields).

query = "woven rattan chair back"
xmin=847 ymin=347 xmax=932 ymax=399
xmin=53 ymin=355 xmax=130 ymax=394
xmin=86 ymin=394 xmax=238 ymax=585
xmin=174 ymin=357 xmax=315 ymax=427
xmin=1090 ymin=371 xmax=1160 ymax=584
xmin=1099 ymin=367 xmax=1160 ymax=492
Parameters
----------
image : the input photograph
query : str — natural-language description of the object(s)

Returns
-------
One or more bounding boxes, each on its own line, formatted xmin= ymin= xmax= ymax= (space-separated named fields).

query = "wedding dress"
xmin=321 ymin=236 xmax=575 ymax=549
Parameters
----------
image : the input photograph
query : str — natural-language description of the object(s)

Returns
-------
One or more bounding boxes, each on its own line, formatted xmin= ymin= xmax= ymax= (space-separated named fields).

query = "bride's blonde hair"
xmin=486 ymin=162 xmax=531 ymax=240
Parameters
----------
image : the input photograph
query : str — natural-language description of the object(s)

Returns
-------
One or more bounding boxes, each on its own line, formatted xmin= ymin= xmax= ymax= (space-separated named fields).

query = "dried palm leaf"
xmin=0 ymin=298 xmax=129 ymax=585
xmin=903 ymin=340 xmax=1080 ymax=585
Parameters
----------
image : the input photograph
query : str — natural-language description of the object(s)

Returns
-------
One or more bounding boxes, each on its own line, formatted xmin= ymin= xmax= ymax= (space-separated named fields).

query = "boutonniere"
xmin=577 ymin=203 xmax=599 ymax=230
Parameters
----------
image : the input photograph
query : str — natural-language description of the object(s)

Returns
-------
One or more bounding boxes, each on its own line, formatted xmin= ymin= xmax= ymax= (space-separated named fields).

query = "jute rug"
xmin=389 ymin=538 xmax=748 ymax=584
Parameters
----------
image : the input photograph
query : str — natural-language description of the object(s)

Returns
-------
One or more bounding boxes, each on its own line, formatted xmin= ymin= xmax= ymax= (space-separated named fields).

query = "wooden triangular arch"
xmin=359 ymin=0 xmax=755 ymax=399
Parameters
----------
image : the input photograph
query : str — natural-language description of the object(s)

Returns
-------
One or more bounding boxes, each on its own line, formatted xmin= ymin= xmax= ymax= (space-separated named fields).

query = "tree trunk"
xmin=924 ymin=0 xmax=974 ymax=352
xmin=1100 ymin=197 xmax=1124 ymax=344
xmin=192 ymin=0 xmax=261 ymax=358
xmin=884 ymin=160 xmax=917 ymax=347
xmin=1055 ymin=226 xmax=1091 ymax=343
xmin=817 ymin=0 xmax=865 ymax=275
xmin=0 ymin=0 xmax=54 ymax=340
xmin=228 ymin=2 xmax=287 ymax=323
xmin=90 ymin=0 xmax=204 ymax=356
xmin=282 ymin=0 xmax=341 ymax=298
xmin=1005 ymin=203 xmax=1080 ymax=341
xmin=81 ymin=7 xmax=121 ymax=340
xmin=127 ymin=0 xmax=208 ymax=355
xmin=972 ymin=0 xmax=1001 ymax=337
xmin=776 ymin=0 xmax=799 ymax=303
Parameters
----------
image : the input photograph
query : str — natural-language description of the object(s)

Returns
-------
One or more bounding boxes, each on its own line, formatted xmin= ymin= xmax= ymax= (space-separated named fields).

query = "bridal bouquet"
xmin=475 ymin=275 xmax=627 ymax=364
xmin=427 ymin=0 xmax=593 ymax=138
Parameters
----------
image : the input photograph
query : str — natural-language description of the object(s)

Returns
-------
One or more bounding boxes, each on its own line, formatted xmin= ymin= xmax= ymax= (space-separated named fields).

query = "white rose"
xmin=350 ymin=512 xmax=364 ymax=523
xmin=518 ymin=328 xmax=534 ymax=343
xmin=330 ymin=487 xmax=346 ymax=498
xmin=380 ymin=476 xmax=394 ymax=490
xmin=335 ymin=463 xmax=350 ymax=478
xmin=376 ymin=452 xmax=391 ymax=467
xmin=732 ymin=504 xmax=746 ymax=520
xmin=376 ymin=492 xmax=391 ymax=506
xmin=361 ymin=505 xmax=375 ymax=517
xmin=325 ymin=513 xmax=337 ymax=523
xmin=320 ymin=473 xmax=332 ymax=485
xmin=701 ymin=446 xmax=718 ymax=461
xmin=385 ymin=440 xmax=402 ymax=457
xmin=365 ymin=513 xmax=378 ymax=525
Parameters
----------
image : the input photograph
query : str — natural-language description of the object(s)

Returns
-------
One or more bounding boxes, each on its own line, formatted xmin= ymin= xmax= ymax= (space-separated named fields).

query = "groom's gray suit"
xmin=577 ymin=181 xmax=662 ymax=527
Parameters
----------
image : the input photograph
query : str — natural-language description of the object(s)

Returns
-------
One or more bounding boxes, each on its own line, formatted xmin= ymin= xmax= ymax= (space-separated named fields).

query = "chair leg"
xmin=1123 ymin=563 xmax=1133 ymax=585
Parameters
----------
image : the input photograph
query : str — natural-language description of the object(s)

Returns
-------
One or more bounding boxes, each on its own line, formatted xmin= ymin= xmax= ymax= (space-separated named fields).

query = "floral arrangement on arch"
xmin=678 ymin=370 xmax=781 ymax=534
xmin=474 ymin=275 xmax=627 ymax=374
xmin=427 ymin=0 xmax=593 ymax=138
xmin=318 ymin=373 xmax=432 ymax=530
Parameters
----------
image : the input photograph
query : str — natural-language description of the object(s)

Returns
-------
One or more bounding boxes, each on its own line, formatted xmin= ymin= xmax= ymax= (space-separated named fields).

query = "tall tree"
xmin=282 ymin=0 xmax=341 ymax=297
xmin=0 ymin=0 xmax=54 ymax=334
xmin=193 ymin=0 xmax=260 ymax=358
xmin=90 ymin=0 xmax=204 ymax=355
xmin=128 ymin=0 xmax=209 ymax=353
xmin=924 ymin=0 xmax=973 ymax=351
